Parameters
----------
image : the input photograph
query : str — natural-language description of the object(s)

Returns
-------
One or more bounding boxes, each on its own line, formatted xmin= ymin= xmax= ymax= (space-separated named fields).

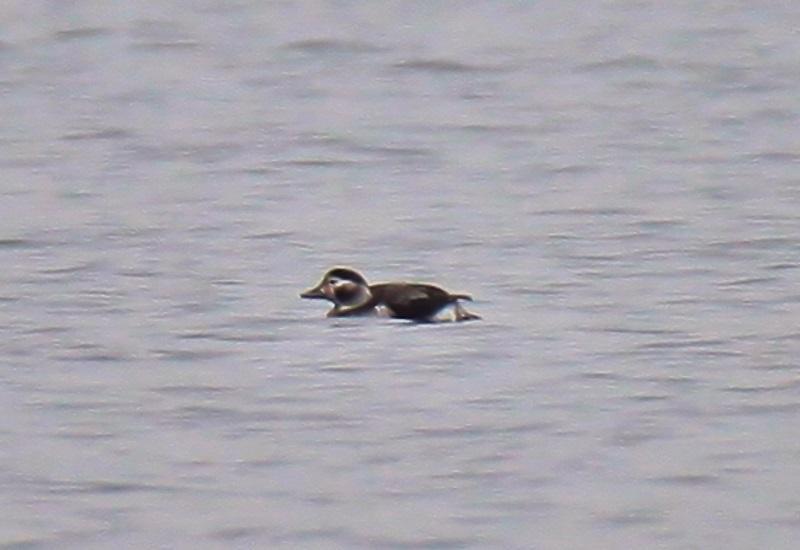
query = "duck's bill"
xmin=300 ymin=285 xmax=326 ymax=299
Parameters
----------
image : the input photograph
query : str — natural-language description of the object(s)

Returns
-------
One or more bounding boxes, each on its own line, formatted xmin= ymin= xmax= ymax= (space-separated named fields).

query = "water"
xmin=1 ymin=1 xmax=799 ymax=548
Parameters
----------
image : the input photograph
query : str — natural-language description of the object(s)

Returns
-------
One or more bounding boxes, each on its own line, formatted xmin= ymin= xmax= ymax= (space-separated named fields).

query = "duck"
xmin=300 ymin=267 xmax=481 ymax=322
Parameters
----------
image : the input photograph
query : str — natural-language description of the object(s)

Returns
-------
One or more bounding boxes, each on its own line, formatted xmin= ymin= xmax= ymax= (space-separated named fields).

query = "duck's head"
xmin=300 ymin=267 xmax=370 ymax=306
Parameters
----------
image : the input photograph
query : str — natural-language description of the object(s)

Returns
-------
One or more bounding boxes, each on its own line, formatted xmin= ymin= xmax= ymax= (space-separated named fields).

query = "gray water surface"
xmin=2 ymin=1 xmax=800 ymax=548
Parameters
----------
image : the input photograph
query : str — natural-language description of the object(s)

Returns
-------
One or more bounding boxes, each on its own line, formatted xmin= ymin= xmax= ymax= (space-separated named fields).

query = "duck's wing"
xmin=373 ymin=283 xmax=450 ymax=320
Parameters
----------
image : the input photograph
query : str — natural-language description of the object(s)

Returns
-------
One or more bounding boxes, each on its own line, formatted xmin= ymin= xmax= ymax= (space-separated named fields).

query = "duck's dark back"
xmin=370 ymin=283 xmax=452 ymax=320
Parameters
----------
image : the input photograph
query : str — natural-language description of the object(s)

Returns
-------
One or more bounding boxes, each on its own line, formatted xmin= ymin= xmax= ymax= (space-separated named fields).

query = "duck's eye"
xmin=328 ymin=278 xmax=340 ymax=286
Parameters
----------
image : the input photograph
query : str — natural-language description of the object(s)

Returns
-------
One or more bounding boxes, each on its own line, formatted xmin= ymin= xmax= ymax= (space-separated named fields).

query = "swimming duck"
xmin=300 ymin=267 xmax=481 ymax=322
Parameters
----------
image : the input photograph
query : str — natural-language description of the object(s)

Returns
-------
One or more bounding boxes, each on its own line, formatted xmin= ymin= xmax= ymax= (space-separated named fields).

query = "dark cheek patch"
xmin=335 ymin=284 xmax=359 ymax=303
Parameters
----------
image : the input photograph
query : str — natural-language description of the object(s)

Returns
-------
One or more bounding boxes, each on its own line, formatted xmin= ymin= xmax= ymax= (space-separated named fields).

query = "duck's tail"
xmin=449 ymin=293 xmax=473 ymax=302
xmin=453 ymin=301 xmax=481 ymax=322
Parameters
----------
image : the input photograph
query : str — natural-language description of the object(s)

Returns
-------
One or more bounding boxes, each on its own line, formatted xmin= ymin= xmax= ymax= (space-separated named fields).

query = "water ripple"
xmin=284 ymin=39 xmax=384 ymax=54
xmin=392 ymin=58 xmax=511 ymax=73
xmin=53 ymin=27 xmax=111 ymax=41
